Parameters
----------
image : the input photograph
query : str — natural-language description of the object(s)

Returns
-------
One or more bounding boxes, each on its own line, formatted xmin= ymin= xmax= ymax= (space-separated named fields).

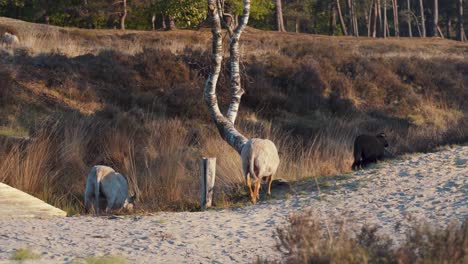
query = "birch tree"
xmin=407 ymin=0 xmax=412 ymax=37
xmin=419 ymin=0 xmax=426 ymax=37
xmin=329 ymin=1 xmax=337 ymax=35
xmin=392 ymin=0 xmax=399 ymax=37
xmin=275 ymin=0 xmax=286 ymax=32
xmin=383 ymin=0 xmax=387 ymax=38
xmin=336 ymin=0 xmax=348 ymax=35
xmin=121 ymin=0 xmax=127 ymax=30
xmin=431 ymin=0 xmax=438 ymax=37
xmin=205 ymin=0 xmax=280 ymax=204
xmin=457 ymin=0 xmax=465 ymax=41
xmin=351 ymin=0 xmax=358 ymax=37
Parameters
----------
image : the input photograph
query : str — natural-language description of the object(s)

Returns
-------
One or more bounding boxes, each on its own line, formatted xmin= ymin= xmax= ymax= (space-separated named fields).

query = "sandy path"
xmin=0 ymin=146 xmax=466 ymax=263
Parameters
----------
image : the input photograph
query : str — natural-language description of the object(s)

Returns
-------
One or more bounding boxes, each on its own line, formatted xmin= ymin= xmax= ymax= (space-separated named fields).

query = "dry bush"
xmin=262 ymin=211 xmax=467 ymax=264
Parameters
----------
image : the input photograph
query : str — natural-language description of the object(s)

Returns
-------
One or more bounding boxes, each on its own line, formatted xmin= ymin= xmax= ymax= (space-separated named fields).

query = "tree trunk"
xmin=437 ymin=25 xmax=444 ymax=38
xmin=120 ymin=0 xmax=127 ymax=30
xmin=419 ymin=0 xmax=426 ymax=37
xmin=431 ymin=0 xmax=438 ymax=37
xmin=164 ymin=15 xmax=176 ymax=30
xmin=347 ymin=0 xmax=358 ymax=37
xmin=373 ymin=0 xmax=378 ymax=37
xmin=205 ymin=0 xmax=248 ymax=154
xmin=295 ymin=18 xmax=300 ymax=33
xmin=367 ymin=0 xmax=374 ymax=37
xmin=275 ymin=0 xmax=286 ymax=32
xmin=387 ymin=19 xmax=391 ymax=36
xmin=377 ymin=0 xmax=383 ymax=37
xmin=347 ymin=0 xmax=353 ymax=35
xmin=392 ymin=0 xmax=399 ymax=37
xmin=336 ymin=0 xmax=348 ymax=35
xmin=352 ymin=0 xmax=359 ymax=36
xmin=365 ymin=12 xmax=370 ymax=37
xmin=329 ymin=1 xmax=337 ymax=35
xmin=446 ymin=13 xmax=451 ymax=39
xmin=407 ymin=0 xmax=412 ymax=37
xmin=384 ymin=0 xmax=387 ymax=38
xmin=152 ymin=14 xmax=156 ymax=31
xmin=457 ymin=0 xmax=465 ymax=41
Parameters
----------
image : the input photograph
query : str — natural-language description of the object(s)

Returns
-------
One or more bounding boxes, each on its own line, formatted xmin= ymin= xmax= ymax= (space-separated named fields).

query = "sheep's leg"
xmin=104 ymin=190 xmax=115 ymax=214
xmin=84 ymin=189 xmax=93 ymax=214
xmin=106 ymin=200 xmax=114 ymax=214
xmin=267 ymin=175 xmax=273 ymax=196
xmin=253 ymin=179 xmax=261 ymax=203
xmin=246 ymin=173 xmax=255 ymax=203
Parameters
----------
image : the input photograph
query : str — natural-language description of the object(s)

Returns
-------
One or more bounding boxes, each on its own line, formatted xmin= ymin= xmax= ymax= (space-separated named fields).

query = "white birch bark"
xmin=226 ymin=0 xmax=250 ymax=124
xmin=205 ymin=0 xmax=280 ymax=204
xmin=204 ymin=0 xmax=248 ymax=154
xmin=419 ymin=0 xmax=426 ymax=37
xmin=121 ymin=0 xmax=127 ymax=30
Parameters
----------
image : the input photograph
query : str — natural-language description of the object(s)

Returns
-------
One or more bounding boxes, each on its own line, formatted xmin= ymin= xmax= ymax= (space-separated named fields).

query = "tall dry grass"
xmin=0 ymin=109 xmax=364 ymax=213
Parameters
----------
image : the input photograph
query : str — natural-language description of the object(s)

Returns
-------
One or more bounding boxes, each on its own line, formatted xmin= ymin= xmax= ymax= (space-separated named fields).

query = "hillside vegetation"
xmin=0 ymin=17 xmax=467 ymax=213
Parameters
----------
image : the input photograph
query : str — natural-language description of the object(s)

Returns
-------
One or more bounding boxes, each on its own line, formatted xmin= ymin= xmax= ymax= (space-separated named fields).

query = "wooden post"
xmin=200 ymin=157 xmax=216 ymax=210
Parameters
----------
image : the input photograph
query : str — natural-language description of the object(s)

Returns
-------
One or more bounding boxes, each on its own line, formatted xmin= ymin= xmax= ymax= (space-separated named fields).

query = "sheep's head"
xmin=377 ymin=133 xmax=389 ymax=148
xmin=123 ymin=195 xmax=136 ymax=212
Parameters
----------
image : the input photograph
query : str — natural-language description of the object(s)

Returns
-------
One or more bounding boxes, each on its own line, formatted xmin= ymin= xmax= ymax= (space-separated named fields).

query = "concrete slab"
xmin=0 ymin=183 xmax=67 ymax=218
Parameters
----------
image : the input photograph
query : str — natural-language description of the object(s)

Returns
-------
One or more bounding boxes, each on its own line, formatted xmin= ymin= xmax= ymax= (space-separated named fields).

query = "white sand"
xmin=0 ymin=145 xmax=466 ymax=263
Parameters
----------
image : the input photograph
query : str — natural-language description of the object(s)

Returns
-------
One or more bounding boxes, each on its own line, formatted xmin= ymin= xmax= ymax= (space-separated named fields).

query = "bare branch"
xmin=216 ymin=0 xmax=234 ymax=36
xmin=226 ymin=0 xmax=250 ymax=124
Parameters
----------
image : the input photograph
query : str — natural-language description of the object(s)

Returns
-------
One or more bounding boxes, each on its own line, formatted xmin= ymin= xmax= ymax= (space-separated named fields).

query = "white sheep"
xmin=241 ymin=138 xmax=280 ymax=204
xmin=84 ymin=165 xmax=135 ymax=215
xmin=1 ymin=32 xmax=19 ymax=46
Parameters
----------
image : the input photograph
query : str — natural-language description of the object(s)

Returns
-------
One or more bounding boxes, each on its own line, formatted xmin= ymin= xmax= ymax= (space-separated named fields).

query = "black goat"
xmin=352 ymin=133 xmax=389 ymax=170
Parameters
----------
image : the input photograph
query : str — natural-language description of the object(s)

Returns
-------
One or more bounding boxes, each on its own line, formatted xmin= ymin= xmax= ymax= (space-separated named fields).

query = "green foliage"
xmin=227 ymin=0 xmax=273 ymax=20
xmin=151 ymin=0 xmax=206 ymax=28
xmin=0 ymin=0 xmax=464 ymax=33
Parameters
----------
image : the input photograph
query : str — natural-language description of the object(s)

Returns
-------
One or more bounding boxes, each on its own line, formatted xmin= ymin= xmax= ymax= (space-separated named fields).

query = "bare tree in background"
xmin=430 ymin=0 xmax=438 ymax=37
xmin=336 ymin=0 xmax=348 ymax=35
xmin=165 ymin=15 xmax=176 ymax=30
xmin=121 ymin=0 xmax=127 ymax=30
xmin=347 ymin=0 xmax=358 ymax=36
xmin=373 ymin=0 xmax=379 ymax=37
xmin=392 ymin=0 xmax=399 ymax=37
xmin=419 ymin=0 xmax=426 ymax=37
xmin=205 ymin=0 xmax=280 ymax=204
xmin=377 ymin=0 xmax=383 ymax=37
xmin=329 ymin=1 xmax=337 ymax=35
xmin=384 ymin=0 xmax=387 ymax=38
xmin=367 ymin=0 xmax=374 ymax=37
xmin=407 ymin=0 xmax=412 ymax=37
xmin=457 ymin=0 xmax=466 ymax=41
xmin=275 ymin=0 xmax=286 ymax=32
xmin=352 ymin=0 xmax=358 ymax=36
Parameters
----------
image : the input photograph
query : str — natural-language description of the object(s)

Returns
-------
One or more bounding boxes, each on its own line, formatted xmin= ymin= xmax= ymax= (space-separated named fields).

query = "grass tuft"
xmin=10 ymin=248 xmax=40 ymax=261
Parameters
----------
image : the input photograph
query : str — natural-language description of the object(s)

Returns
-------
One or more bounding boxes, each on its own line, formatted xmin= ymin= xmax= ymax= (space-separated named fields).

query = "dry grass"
xmin=10 ymin=248 xmax=40 ymax=261
xmin=0 ymin=18 xmax=466 ymax=212
xmin=259 ymin=211 xmax=467 ymax=264
xmin=0 ymin=111 xmax=358 ymax=212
